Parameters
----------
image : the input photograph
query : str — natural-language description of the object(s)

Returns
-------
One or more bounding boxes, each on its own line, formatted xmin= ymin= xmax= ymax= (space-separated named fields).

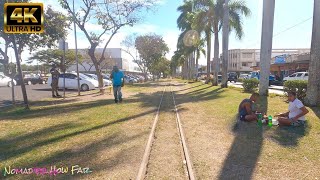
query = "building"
xmin=67 ymin=48 xmax=132 ymax=73
xmin=252 ymin=52 xmax=310 ymax=80
xmin=224 ymin=48 xmax=310 ymax=73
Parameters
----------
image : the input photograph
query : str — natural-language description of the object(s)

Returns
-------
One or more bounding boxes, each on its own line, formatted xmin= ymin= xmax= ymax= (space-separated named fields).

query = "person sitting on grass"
xmin=238 ymin=93 xmax=260 ymax=122
xmin=275 ymin=91 xmax=309 ymax=127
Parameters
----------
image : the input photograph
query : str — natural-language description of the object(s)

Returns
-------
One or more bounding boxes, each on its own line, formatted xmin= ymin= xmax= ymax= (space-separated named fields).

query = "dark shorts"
xmin=290 ymin=120 xmax=306 ymax=127
xmin=239 ymin=114 xmax=247 ymax=121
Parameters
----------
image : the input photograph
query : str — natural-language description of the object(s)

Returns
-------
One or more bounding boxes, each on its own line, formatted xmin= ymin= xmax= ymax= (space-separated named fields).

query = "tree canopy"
xmin=135 ymin=34 xmax=169 ymax=76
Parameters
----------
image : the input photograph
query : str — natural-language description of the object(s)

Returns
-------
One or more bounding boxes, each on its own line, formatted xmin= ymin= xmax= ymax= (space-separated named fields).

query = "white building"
xmin=67 ymin=48 xmax=140 ymax=73
xmin=224 ymin=48 xmax=310 ymax=73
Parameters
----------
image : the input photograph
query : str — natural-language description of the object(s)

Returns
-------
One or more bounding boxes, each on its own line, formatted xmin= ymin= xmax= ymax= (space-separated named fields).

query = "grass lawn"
xmin=0 ymin=82 xmax=166 ymax=180
xmin=0 ymin=80 xmax=319 ymax=179
xmin=175 ymin=81 xmax=320 ymax=179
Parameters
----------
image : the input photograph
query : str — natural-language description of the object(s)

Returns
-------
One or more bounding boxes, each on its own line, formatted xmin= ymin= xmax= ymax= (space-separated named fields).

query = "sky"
xmin=1 ymin=0 xmax=315 ymax=65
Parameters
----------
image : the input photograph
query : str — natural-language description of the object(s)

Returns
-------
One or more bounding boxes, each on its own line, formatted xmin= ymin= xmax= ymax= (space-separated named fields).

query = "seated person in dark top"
xmin=238 ymin=93 xmax=260 ymax=122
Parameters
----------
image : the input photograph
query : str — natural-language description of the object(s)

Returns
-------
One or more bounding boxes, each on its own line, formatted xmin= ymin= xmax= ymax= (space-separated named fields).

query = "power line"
xmin=245 ymin=16 xmax=313 ymax=48
xmin=273 ymin=17 xmax=312 ymax=38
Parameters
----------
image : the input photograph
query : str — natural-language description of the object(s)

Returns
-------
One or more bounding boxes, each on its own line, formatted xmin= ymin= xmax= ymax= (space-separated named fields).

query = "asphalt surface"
xmin=0 ymin=84 xmax=76 ymax=107
xmin=228 ymin=82 xmax=285 ymax=95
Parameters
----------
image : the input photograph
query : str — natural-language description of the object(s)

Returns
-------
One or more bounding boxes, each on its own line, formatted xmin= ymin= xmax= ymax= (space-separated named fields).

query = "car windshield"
xmin=289 ymin=74 xmax=296 ymax=77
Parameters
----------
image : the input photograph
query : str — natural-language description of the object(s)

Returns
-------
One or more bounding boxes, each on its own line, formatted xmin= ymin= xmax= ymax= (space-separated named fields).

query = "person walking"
xmin=110 ymin=66 xmax=124 ymax=103
xmin=50 ymin=64 xmax=61 ymax=98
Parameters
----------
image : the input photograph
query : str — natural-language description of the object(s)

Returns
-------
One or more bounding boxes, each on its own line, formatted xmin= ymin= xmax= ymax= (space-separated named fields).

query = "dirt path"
xmin=145 ymin=86 xmax=187 ymax=180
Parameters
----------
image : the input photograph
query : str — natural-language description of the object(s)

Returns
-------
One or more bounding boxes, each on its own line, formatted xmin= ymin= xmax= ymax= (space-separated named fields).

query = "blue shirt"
xmin=112 ymin=71 xmax=124 ymax=86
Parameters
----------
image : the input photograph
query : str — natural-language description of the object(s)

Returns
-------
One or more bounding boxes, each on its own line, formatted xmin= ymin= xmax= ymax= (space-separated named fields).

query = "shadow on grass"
xmin=270 ymin=123 xmax=310 ymax=147
xmin=219 ymin=115 xmax=263 ymax=180
xmin=0 ymin=107 xmax=156 ymax=163
xmin=219 ymin=96 xmax=268 ymax=179
xmin=0 ymin=99 xmax=115 ymax=121
xmin=175 ymin=84 xmax=203 ymax=92
xmin=4 ymin=131 xmax=147 ymax=180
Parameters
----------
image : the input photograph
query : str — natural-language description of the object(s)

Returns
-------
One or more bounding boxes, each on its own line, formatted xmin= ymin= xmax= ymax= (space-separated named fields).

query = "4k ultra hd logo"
xmin=4 ymin=3 xmax=44 ymax=34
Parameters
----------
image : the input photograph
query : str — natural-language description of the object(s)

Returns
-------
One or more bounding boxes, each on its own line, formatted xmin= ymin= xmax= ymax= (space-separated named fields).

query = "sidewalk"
xmin=200 ymin=80 xmax=285 ymax=95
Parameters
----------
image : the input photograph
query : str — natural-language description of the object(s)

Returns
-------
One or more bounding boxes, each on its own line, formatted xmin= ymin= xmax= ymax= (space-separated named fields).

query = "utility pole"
xmin=221 ymin=0 xmax=230 ymax=88
xmin=305 ymin=0 xmax=320 ymax=106
xmin=73 ymin=0 xmax=80 ymax=96
xmin=259 ymin=0 xmax=275 ymax=96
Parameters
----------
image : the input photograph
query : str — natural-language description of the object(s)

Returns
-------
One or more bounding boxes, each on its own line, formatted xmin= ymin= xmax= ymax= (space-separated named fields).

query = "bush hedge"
xmin=238 ymin=78 xmax=244 ymax=83
xmin=283 ymin=80 xmax=308 ymax=101
xmin=242 ymin=78 xmax=259 ymax=92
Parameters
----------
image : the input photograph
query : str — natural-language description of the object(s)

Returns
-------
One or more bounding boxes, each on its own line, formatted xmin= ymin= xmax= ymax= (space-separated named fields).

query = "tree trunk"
xmin=259 ymin=0 xmax=275 ymax=96
xmin=196 ymin=51 xmax=199 ymax=81
xmin=12 ymin=36 xmax=29 ymax=109
xmin=206 ymin=31 xmax=211 ymax=84
xmin=306 ymin=0 xmax=320 ymax=106
xmin=88 ymin=47 xmax=105 ymax=94
xmin=221 ymin=0 xmax=230 ymax=88
xmin=213 ymin=23 xmax=220 ymax=86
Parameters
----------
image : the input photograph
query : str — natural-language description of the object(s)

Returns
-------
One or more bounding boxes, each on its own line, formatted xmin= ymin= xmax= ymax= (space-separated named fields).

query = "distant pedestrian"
xmin=50 ymin=64 xmax=61 ymax=98
xmin=110 ymin=66 xmax=124 ymax=103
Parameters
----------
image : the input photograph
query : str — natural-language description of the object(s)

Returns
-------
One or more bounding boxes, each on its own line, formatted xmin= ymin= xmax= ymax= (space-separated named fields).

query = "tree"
xmin=221 ymin=0 xmax=230 ymax=88
xmin=121 ymin=34 xmax=148 ymax=79
xmin=59 ymin=0 xmax=157 ymax=93
xmin=305 ymin=0 xmax=320 ymax=106
xmin=176 ymin=1 xmax=205 ymax=80
xmin=259 ymin=0 xmax=275 ymax=96
xmin=0 ymin=1 xmax=69 ymax=109
xmin=194 ymin=0 xmax=250 ymax=86
xmin=135 ymin=34 xmax=169 ymax=79
xmin=28 ymin=49 xmax=83 ymax=70
xmin=150 ymin=57 xmax=171 ymax=78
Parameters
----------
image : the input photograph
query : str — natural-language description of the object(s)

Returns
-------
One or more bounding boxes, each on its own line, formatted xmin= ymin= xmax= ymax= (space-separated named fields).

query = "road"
xmin=0 ymin=84 xmax=76 ymax=107
xmin=228 ymin=82 xmax=285 ymax=95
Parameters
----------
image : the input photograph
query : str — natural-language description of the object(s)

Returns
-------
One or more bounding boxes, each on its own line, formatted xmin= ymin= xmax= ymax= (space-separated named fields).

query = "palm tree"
xmin=194 ymin=0 xmax=250 ymax=85
xmin=305 ymin=0 xmax=320 ymax=106
xmin=177 ymin=0 xmax=205 ymax=80
xmin=259 ymin=0 xmax=275 ymax=96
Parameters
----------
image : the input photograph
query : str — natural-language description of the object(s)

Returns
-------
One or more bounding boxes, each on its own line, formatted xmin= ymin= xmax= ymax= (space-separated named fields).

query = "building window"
xmin=256 ymin=62 xmax=260 ymax=67
xmin=242 ymin=53 xmax=253 ymax=58
xmin=242 ymin=62 xmax=247 ymax=67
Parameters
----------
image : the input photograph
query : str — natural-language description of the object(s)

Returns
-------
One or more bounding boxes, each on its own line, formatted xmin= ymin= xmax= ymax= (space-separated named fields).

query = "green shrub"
xmin=238 ymin=78 xmax=244 ymax=83
xmin=284 ymin=80 xmax=308 ymax=101
xmin=242 ymin=78 xmax=259 ymax=92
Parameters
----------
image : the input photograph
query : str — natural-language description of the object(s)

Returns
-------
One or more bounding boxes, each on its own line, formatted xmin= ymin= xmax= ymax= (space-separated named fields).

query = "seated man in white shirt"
xmin=275 ymin=91 xmax=309 ymax=127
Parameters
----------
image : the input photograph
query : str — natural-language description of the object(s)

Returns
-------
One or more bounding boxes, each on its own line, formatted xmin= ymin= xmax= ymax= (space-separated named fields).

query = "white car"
xmin=239 ymin=74 xmax=249 ymax=79
xmin=283 ymin=72 xmax=308 ymax=82
xmin=0 ymin=74 xmax=16 ymax=87
xmin=84 ymin=74 xmax=112 ymax=86
xmin=47 ymin=73 xmax=97 ymax=91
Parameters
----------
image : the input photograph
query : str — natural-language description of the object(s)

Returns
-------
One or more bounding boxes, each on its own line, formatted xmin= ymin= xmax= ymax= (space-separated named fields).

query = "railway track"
xmin=136 ymin=84 xmax=196 ymax=180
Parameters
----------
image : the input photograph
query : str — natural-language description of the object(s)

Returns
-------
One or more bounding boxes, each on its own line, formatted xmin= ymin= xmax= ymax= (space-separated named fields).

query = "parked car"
xmin=0 ymin=74 xmax=16 ymax=87
xmin=248 ymin=71 xmax=281 ymax=85
xmin=239 ymin=74 xmax=249 ymax=79
xmin=84 ymin=73 xmax=112 ymax=86
xmin=14 ymin=74 xmax=46 ymax=85
xmin=124 ymin=75 xmax=134 ymax=84
xmin=218 ymin=75 xmax=222 ymax=83
xmin=228 ymin=72 xmax=238 ymax=82
xmin=47 ymin=73 xmax=97 ymax=91
xmin=283 ymin=72 xmax=308 ymax=82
